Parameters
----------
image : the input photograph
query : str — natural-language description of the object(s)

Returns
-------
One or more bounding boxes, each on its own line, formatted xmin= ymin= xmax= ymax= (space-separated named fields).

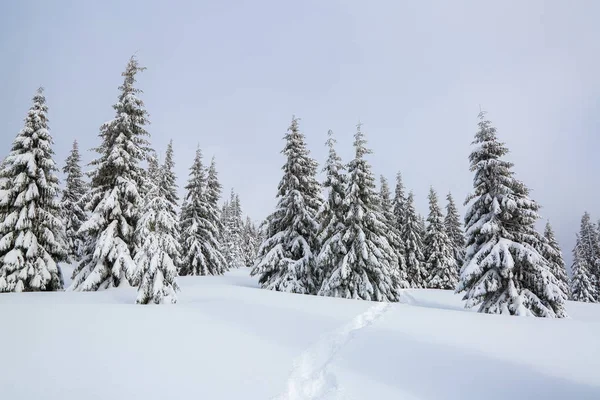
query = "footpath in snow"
xmin=0 ymin=268 xmax=599 ymax=400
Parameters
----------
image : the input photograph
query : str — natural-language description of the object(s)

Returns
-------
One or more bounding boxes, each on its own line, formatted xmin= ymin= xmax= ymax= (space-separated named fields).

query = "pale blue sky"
xmin=1 ymin=0 xmax=599 ymax=266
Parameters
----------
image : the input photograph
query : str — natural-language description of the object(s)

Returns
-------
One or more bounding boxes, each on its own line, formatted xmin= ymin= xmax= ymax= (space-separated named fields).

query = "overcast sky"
xmin=1 ymin=0 xmax=599 ymax=267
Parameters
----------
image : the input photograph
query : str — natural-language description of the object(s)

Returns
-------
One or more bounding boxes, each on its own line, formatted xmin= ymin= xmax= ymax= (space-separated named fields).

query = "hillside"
xmin=0 ymin=268 xmax=599 ymax=400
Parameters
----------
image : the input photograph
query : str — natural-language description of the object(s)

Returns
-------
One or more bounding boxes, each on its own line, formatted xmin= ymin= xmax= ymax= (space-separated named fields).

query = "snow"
xmin=1 ymin=268 xmax=599 ymax=400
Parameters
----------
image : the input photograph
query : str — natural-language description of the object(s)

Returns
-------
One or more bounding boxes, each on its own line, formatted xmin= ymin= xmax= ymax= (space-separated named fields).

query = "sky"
xmin=1 ymin=0 xmax=599 ymax=267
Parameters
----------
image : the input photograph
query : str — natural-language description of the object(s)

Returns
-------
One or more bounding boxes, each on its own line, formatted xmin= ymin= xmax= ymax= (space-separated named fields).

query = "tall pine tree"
xmin=444 ymin=192 xmax=465 ymax=269
xmin=539 ymin=222 xmax=569 ymax=297
xmin=242 ymin=217 xmax=260 ymax=268
xmin=380 ymin=176 xmax=409 ymax=288
xmin=221 ymin=190 xmax=245 ymax=269
xmin=424 ymin=188 xmax=458 ymax=289
xmin=251 ymin=117 xmax=322 ymax=294
xmin=61 ymin=140 xmax=88 ymax=260
xmin=457 ymin=112 xmax=566 ymax=317
xmin=0 ymin=88 xmax=67 ymax=292
xmin=134 ymin=141 xmax=180 ymax=304
xmin=70 ymin=57 xmax=151 ymax=291
xmin=392 ymin=172 xmax=407 ymax=230
xmin=570 ymin=213 xmax=598 ymax=302
xmin=179 ymin=148 xmax=226 ymax=276
xmin=402 ymin=192 xmax=427 ymax=288
xmin=318 ymin=124 xmax=402 ymax=301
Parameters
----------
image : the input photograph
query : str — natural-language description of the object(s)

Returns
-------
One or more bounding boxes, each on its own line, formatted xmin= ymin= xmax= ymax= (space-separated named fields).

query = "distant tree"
xmin=251 ymin=117 xmax=322 ymax=294
xmin=539 ymin=222 xmax=569 ymax=297
xmin=380 ymin=176 xmax=409 ymax=288
xmin=402 ymin=192 xmax=427 ymax=288
xmin=319 ymin=124 xmax=402 ymax=301
xmin=221 ymin=190 xmax=245 ymax=269
xmin=392 ymin=172 xmax=407 ymax=231
xmin=424 ymin=188 xmax=458 ymax=289
xmin=0 ymin=88 xmax=67 ymax=292
xmin=61 ymin=140 xmax=88 ymax=261
xmin=444 ymin=192 xmax=465 ymax=268
xmin=242 ymin=217 xmax=260 ymax=268
xmin=570 ymin=213 xmax=598 ymax=302
xmin=70 ymin=56 xmax=151 ymax=291
xmin=457 ymin=112 xmax=567 ymax=317
xmin=134 ymin=141 xmax=180 ymax=304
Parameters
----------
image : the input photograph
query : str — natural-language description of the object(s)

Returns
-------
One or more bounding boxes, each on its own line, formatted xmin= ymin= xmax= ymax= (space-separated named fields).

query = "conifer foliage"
xmin=70 ymin=57 xmax=151 ymax=291
xmin=221 ymin=190 xmax=245 ymax=269
xmin=424 ymin=188 xmax=458 ymax=289
xmin=318 ymin=124 xmax=402 ymax=301
xmin=444 ymin=192 xmax=465 ymax=268
xmin=134 ymin=141 xmax=180 ymax=304
xmin=539 ymin=222 xmax=569 ymax=297
xmin=251 ymin=117 xmax=322 ymax=294
xmin=457 ymin=112 xmax=567 ymax=318
xmin=570 ymin=213 xmax=598 ymax=302
xmin=0 ymin=88 xmax=67 ymax=292
xmin=179 ymin=148 xmax=226 ymax=276
xmin=61 ymin=140 xmax=87 ymax=260
xmin=402 ymin=192 xmax=427 ymax=288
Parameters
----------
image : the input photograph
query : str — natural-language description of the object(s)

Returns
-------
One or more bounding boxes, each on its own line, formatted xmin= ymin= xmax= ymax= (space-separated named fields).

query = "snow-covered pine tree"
xmin=242 ymin=217 xmax=259 ymax=268
xmin=539 ymin=222 xmax=570 ymax=297
xmin=392 ymin=172 xmax=407 ymax=230
xmin=0 ymin=157 xmax=11 ymax=226
xmin=457 ymin=112 xmax=567 ymax=317
xmin=0 ymin=88 xmax=67 ymax=292
xmin=179 ymin=148 xmax=226 ymax=276
xmin=70 ymin=57 xmax=151 ymax=291
xmin=134 ymin=140 xmax=180 ymax=304
xmin=251 ymin=117 xmax=322 ymax=294
xmin=318 ymin=123 xmax=402 ymax=301
xmin=402 ymin=192 xmax=427 ymax=288
xmin=221 ymin=190 xmax=245 ymax=269
xmin=444 ymin=192 xmax=465 ymax=269
xmin=424 ymin=187 xmax=458 ymax=289
xmin=570 ymin=213 xmax=598 ymax=302
xmin=317 ymin=129 xmax=348 ymax=291
xmin=380 ymin=176 xmax=409 ymax=288
xmin=61 ymin=140 xmax=88 ymax=260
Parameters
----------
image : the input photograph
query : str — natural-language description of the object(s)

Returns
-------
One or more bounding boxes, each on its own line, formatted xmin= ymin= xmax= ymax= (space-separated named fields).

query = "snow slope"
xmin=1 ymin=268 xmax=599 ymax=400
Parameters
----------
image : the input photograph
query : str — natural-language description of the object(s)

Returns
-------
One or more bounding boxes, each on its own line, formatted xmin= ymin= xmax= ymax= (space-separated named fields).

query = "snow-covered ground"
xmin=1 ymin=268 xmax=599 ymax=400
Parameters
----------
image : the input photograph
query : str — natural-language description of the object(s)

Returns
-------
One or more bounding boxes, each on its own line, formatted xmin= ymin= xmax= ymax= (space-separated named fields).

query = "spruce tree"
xmin=318 ymin=124 xmax=401 ymax=301
xmin=424 ymin=188 xmax=458 ymax=289
xmin=444 ymin=192 xmax=465 ymax=268
xmin=380 ymin=176 xmax=409 ymax=288
xmin=393 ymin=172 xmax=407 ymax=230
xmin=570 ymin=213 xmax=598 ymax=302
xmin=134 ymin=141 xmax=180 ymax=304
xmin=457 ymin=112 xmax=567 ymax=317
xmin=0 ymin=88 xmax=67 ymax=292
xmin=251 ymin=117 xmax=322 ymax=294
xmin=61 ymin=140 xmax=88 ymax=260
xmin=402 ymin=192 xmax=427 ymax=288
xmin=317 ymin=130 xmax=348 ymax=291
xmin=222 ymin=190 xmax=245 ymax=269
xmin=179 ymin=148 xmax=226 ymax=276
xmin=539 ymin=222 xmax=569 ymax=297
xmin=242 ymin=217 xmax=259 ymax=268
xmin=70 ymin=57 xmax=150 ymax=291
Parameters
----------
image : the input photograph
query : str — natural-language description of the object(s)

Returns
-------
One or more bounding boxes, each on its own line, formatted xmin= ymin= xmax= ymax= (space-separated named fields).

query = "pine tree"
xmin=0 ymin=88 xmax=67 ymax=292
xmin=70 ymin=57 xmax=151 ymax=291
xmin=134 ymin=141 xmax=180 ymax=304
xmin=318 ymin=123 xmax=401 ymax=301
xmin=179 ymin=148 xmax=226 ymax=276
xmin=402 ymin=192 xmax=427 ymax=288
xmin=222 ymin=190 xmax=245 ymax=269
xmin=251 ymin=117 xmax=322 ymax=294
xmin=242 ymin=217 xmax=259 ymax=268
xmin=457 ymin=112 xmax=567 ymax=317
xmin=444 ymin=192 xmax=465 ymax=269
xmin=61 ymin=140 xmax=88 ymax=260
xmin=317 ymin=130 xmax=348 ymax=291
xmin=424 ymin=188 xmax=458 ymax=289
xmin=570 ymin=213 xmax=598 ymax=302
xmin=539 ymin=222 xmax=569 ymax=297
xmin=379 ymin=176 xmax=409 ymax=288
xmin=392 ymin=172 xmax=407 ymax=230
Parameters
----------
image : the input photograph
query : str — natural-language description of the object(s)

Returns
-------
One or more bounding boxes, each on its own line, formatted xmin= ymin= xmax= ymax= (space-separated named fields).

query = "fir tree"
xmin=0 ymin=88 xmax=67 ymax=292
xmin=457 ymin=112 xmax=567 ymax=317
xmin=380 ymin=176 xmax=409 ymax=288
xmin=134 ymin=141 xmax=180 ymax=304
xmin=444 ymin=192 xmax=465 ymax=268
xmin=70 ymin=57 xmax=151 ymax=291
xmin=424 ymin=188 xmax=457 ymax=289
xmin=61 ymin=140 xmax=88 ymax=260
xmin=317 ymin=130 xmax=348 ymax=291
xmin=179 ymin=148 xmax=226 ymax=276
xmin=402 ymin=192 xmax=427 ymax=288
xmin=222 ymin=190 xmax=245 ymax=269
xmin=251 ymin=117 xmax=322 ymax=294
xmin=570 ymin=213 xmax=598 ymax=302
xmin=539 ymin=222 xmax=569 ymax=297
xmin=392 ymin=172 xmax=407 ymax=230
xmin=242 ymin=217 xmax=259 ymax=268
xmin=318 ymin=123 xmax=402 ymax=301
